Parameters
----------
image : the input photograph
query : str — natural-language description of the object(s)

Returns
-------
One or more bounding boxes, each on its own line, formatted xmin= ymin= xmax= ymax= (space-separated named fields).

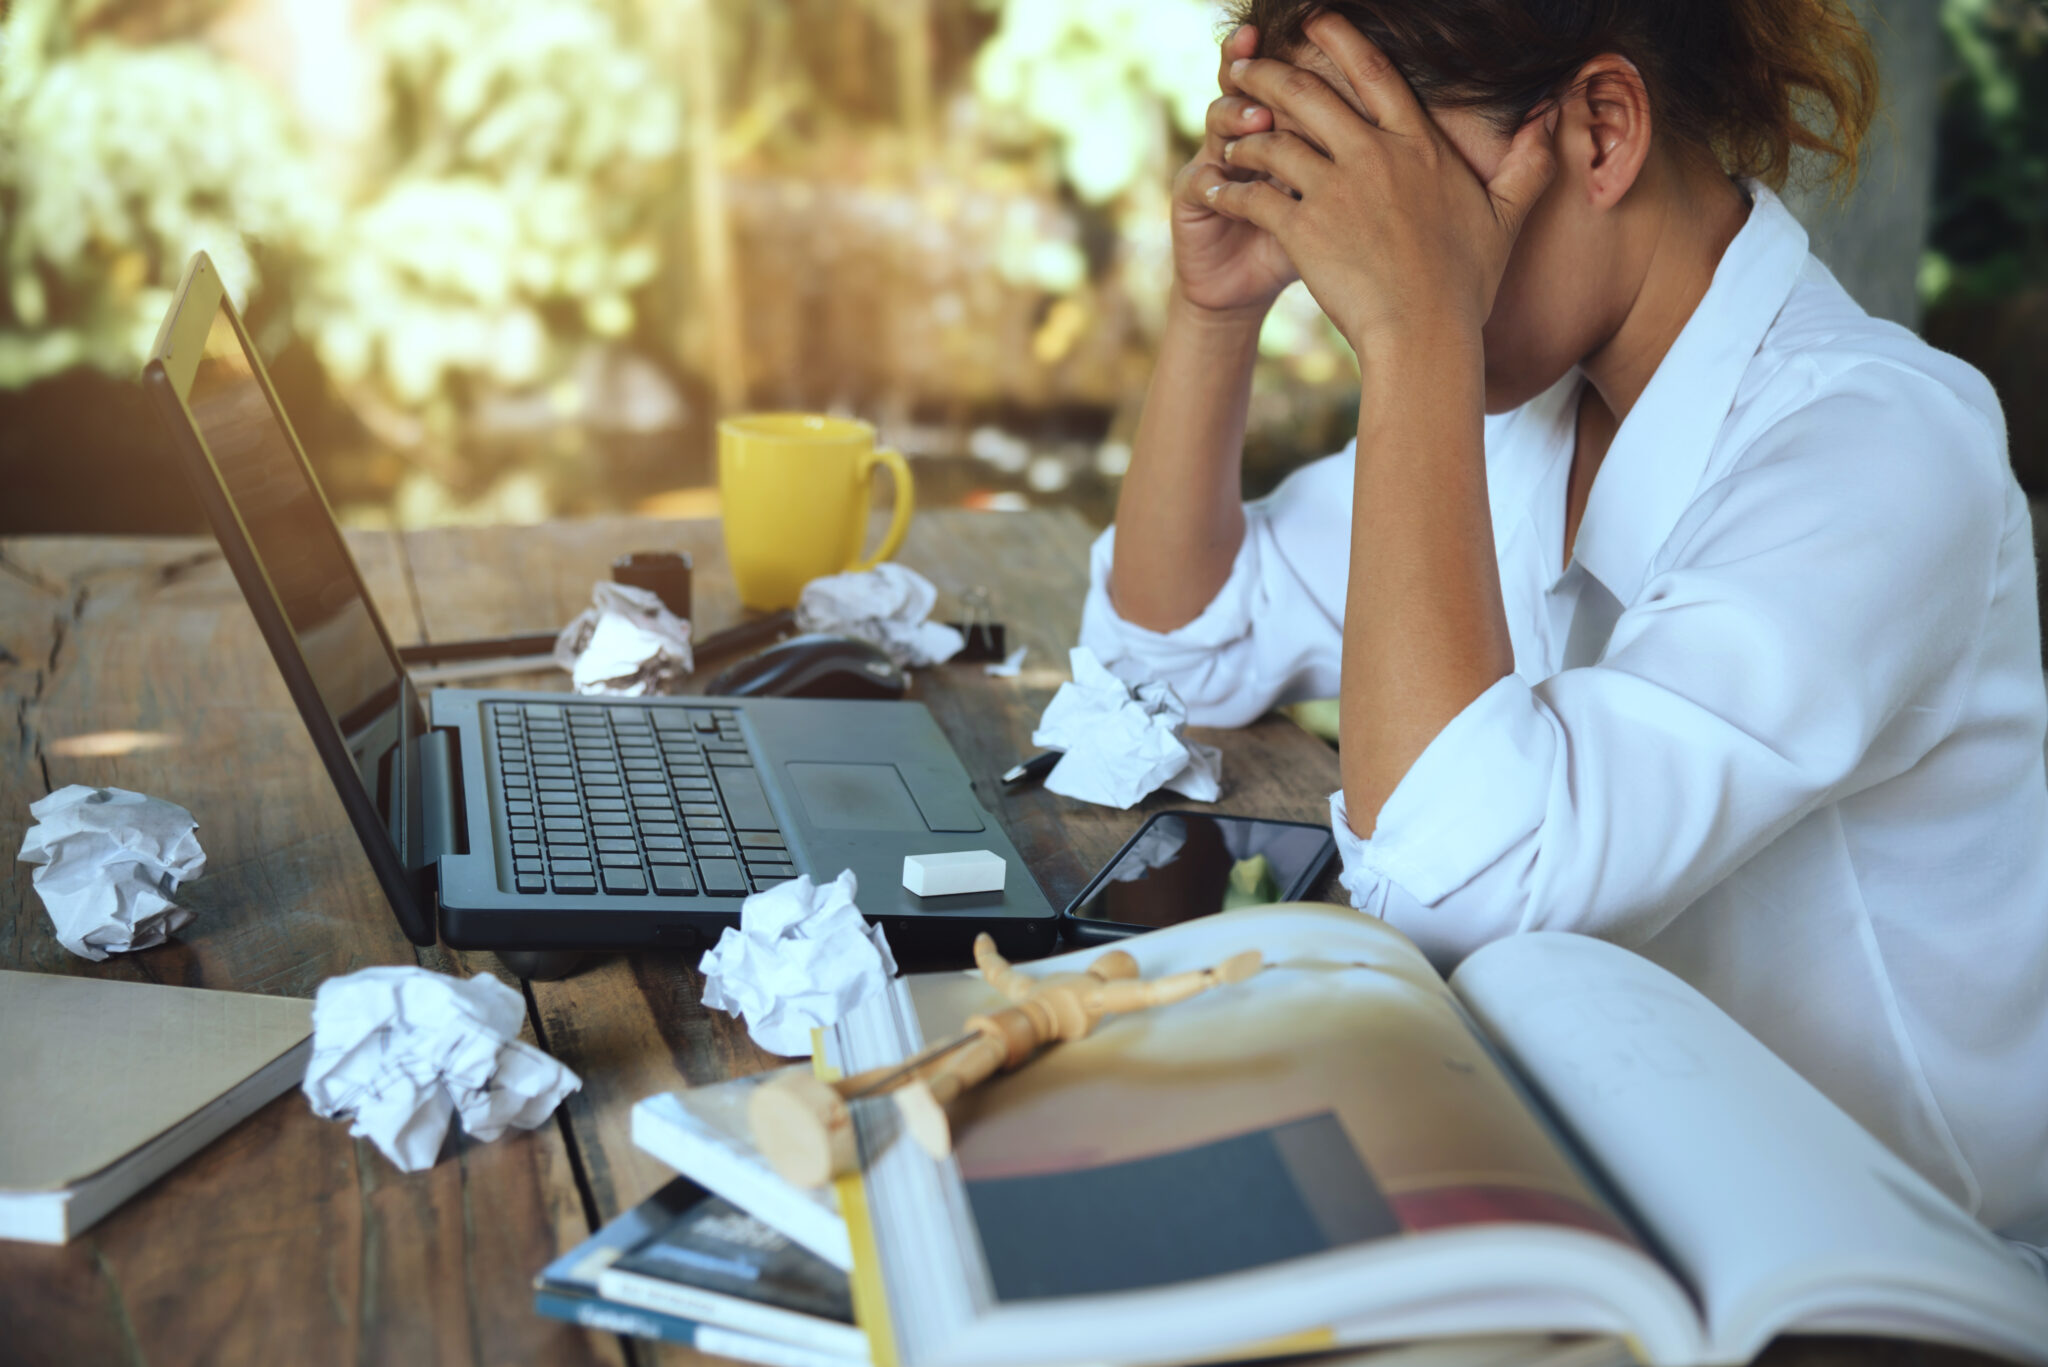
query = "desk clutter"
xmin=1031 ymin=647 xmax=1223 ymax=809
xmin=17 ymin=785 xmax=204 ymax=960
xmin=700 ymin=871 xmax=899 ymax=1056
xmin=302 ymin=966 xmax=582 ymax=1172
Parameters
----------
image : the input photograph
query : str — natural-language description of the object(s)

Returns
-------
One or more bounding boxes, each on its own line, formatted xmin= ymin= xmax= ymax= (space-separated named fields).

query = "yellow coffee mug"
xmin=716 ymin=414 xmax=914 ymax=610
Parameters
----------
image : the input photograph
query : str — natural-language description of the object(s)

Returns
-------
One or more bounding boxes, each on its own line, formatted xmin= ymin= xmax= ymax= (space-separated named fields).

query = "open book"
xmin=822 ymin=904 xmax=2048 ymax=1367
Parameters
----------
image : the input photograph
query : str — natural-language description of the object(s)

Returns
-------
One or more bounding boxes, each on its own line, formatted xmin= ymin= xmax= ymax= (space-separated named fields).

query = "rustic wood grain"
xmin=0 ymin=532 xmax=613 ymax=1367
xmin=0 ymin=514 xmax=2011 ymax=1367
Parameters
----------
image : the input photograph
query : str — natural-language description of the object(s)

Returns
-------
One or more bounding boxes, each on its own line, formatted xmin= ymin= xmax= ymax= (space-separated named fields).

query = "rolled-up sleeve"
xmin=1079 ymin=450 xmax=1352 ymax=727
xmin=1333 ymin=372 xmax=2007 ymax=968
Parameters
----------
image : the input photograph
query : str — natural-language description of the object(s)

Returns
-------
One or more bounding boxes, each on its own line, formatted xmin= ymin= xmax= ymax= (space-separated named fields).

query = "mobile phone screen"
xmin=1065 ymin=814 xmax=1336 ymax=932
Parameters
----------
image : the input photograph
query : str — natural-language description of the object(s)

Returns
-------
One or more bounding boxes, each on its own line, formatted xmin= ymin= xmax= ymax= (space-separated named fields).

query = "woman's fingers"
xmin=1201 ymin=173 xmax=1297 ymax=235
xmin=1228 ymin=57 xmax=1369 ymax=157
xmin=1223 ymin=130 xmax=1329 ymax=194
xmin=1302 ymin=13 xmax=1427 ymax=137
xmin=1217 ymin=22 xmax=1259 ymax=94
xmin=1206 ymin=94 xmax=1272 ymax=144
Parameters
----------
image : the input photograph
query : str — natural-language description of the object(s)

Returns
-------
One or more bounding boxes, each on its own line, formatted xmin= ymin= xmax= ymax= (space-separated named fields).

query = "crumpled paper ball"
xmin=16 ymin=785 xmax=205 ymax=960
xmin=699 ymin=869 xmax=898 ymax=1056
xmin=1031 ymin=647 xmax=1223 ymax=809
xmin=553 ymin=581 xmax=695 ymax=695
xmin=302 ymin=967 xmax=582 ymax=1172
xmin=795 ymin=564 xmax=964 ymax=668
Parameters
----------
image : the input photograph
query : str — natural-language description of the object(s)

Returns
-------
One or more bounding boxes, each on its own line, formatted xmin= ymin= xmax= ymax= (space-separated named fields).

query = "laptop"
xmin=141 ymin=253 xmax=1058 ymax=960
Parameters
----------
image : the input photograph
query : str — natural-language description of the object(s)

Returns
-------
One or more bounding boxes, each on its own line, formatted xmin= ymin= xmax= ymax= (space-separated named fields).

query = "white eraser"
xmin=903 ymin=849 xmax=1007 ymax=898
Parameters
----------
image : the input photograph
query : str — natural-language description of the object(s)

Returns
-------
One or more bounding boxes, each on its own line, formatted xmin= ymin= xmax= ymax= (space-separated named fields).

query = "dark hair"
xmin=1225 ymin=0 xmax=1879 ymax=192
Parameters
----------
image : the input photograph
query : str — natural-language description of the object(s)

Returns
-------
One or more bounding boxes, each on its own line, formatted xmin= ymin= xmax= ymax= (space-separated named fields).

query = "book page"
xmin=1451 ymin=933 xmax=2048 ymax=1365
xmin=849 ymin=904 xmax=1703 ymax=1367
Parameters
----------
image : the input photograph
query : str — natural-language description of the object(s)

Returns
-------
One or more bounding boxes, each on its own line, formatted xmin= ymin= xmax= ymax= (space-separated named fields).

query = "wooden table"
xmin=0 ymin=511 xmax=2008 ymax=1367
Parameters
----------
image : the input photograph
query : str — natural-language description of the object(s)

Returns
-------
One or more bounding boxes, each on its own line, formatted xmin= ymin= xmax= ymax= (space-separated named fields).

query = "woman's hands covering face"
xmin=1169 ymin=24 xmax=1302 ymax=319
xmin=1204 ymin=14 xmax=1557 ymax=354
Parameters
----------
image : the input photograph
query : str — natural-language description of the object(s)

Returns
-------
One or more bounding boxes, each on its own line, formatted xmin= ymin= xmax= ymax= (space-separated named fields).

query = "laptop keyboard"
xmin=487 ymin=701 xmax=799 ymax=899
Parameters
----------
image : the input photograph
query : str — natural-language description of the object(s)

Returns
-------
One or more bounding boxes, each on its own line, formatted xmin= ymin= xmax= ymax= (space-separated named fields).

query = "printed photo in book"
xmin=826 ymin=904 xmax=2048 ymax=1367
xmin=909 ymin=944 xmax=1632 ymax=1303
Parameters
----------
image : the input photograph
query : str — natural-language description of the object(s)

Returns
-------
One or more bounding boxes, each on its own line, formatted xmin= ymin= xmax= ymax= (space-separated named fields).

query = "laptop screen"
xmin=186 ymin=303 xmax=408 ymax=793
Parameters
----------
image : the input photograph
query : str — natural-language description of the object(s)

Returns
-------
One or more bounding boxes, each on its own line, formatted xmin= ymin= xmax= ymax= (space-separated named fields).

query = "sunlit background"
xmin=1 ymin=0 xmax=2043 ymax=534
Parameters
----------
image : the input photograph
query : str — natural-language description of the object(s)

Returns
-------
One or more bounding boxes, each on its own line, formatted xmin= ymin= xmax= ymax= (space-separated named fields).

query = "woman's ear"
xmin=1554 ymin=54 xmax=1652 ymax=209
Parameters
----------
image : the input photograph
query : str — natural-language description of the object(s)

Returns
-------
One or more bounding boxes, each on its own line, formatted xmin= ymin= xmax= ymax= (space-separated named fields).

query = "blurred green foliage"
xmin=1922 ymin=0 xmax=2048 ymax=306
xmin=972 ymin=0 xmax=1220 ymax=204
xmin=298 ymin=0 xmax=681 ymax=423
xmin=0 ymin=0 xmax=325 ymax=386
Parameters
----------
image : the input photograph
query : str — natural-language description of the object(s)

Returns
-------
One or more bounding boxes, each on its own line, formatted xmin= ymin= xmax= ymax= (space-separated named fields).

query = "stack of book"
xmin=532 ymin=1069 xmax=867 ymax=1367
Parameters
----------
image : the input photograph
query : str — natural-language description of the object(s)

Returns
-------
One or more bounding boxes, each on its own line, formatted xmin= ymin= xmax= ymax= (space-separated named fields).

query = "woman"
xmin=1082 ymin=0 xmax=2048 ymax=1256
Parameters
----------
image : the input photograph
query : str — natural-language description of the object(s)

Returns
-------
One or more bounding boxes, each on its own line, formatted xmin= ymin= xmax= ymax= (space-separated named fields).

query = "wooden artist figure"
xmin=749 ymin=934 xmax=1265 ymax=1187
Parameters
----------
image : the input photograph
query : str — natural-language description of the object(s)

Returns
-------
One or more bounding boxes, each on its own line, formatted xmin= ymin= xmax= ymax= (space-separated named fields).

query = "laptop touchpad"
xmin=788 ymin=762 xmax=929 ymax=832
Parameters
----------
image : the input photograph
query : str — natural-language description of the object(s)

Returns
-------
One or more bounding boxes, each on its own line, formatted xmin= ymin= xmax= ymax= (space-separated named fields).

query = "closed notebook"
xmin=0 ymin=969 xmax=314 ymax=1244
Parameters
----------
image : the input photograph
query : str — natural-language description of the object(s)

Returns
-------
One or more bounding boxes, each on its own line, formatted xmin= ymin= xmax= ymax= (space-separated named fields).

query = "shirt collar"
xmin=1570 ymin=183 xmax=1811 ymax=604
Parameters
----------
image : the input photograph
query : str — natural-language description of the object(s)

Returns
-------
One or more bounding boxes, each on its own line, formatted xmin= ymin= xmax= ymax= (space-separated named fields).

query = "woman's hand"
xmin=1169 ymin=24 xmax=1301 ymax=320
xmin=1203 ymin=14 xmax=1556 ymax=356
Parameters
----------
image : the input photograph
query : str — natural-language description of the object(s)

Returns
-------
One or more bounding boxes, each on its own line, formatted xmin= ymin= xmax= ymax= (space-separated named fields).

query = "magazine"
xmin=823 ymin=903 xmax=2048 ymax=1367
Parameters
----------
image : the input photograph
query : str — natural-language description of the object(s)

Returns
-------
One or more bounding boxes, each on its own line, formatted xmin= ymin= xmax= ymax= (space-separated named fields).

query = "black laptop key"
xmin=679 ymin=802 xmax=720 ymax=818
xmin=698 ymin=859 xmax=747 ymax=894
xmin=509 ymin=814 xmax=536 ymax=830
xmin=535 ymin=765 xmax=574 ymax=779
xmin=693 ymin=713 xmax=718 ymax=731
xmin=543 ymin=817 xmax=585 ymax=833
xmin=639 ymin=820 xmax=680 ymax=836
xmin=537 ymin=777 xmax=577 ymax=792
xmin=713 ymin=766 xmax=777 ymax=831
xmin=741 ymin=844 xmax=788 ymax=864
xmin=516 ymin=873 xmax=546 ymax=893
xmin=648 ymin=849 xmax=689 ymax=865
xmin=596 ymin=838 xmax=637 ymax=854
xmin=628 ymin=782 xmax=668 ymax=796
xmin=512 ymin=841 xmax=540 ymax=860
xmin=515 ymin=858 xmax=544 ymax=875
xmin=552 ymin=859 xmax=593 ymax=875
xmin=738 ymin=832 xmax=786 ymax=849
xmin=651 ymin=864 xmax=697 ymax=894
xmin=524 ymin=704 xmax=563 ymax=719
xmin=652 ymin=709 xmax=691 ymax=730
xmin=602 ymin=867 xmax=648 ymax=894
xmin=593 ymin=823 xmax=635 ymax=840
xmin=749 ymin=863 xmax=799 ymax=883
xmin=693 ymin=843 xmax=734 ymax=862
xmin=505 ymin=800 xmax=533 ymax=816
xmin=645 ymin=835 xmax=685 ymax=851
xmin=552 ymin=874 xmax=597 ymax=895
xmin=587 ymin=797 xmax=628 ymax=813
xmin=599 ymin=852 xmax=641 ymax=869
xmin=584 ymin=783 xmax=624 ymax=797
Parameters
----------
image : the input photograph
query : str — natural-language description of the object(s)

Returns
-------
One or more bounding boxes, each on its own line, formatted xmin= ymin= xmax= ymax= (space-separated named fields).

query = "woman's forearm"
xmin=1339 ymin=328 xmax=1514 ymax=832
xmin=1107 ymin=285 xmax=1266 ymax=632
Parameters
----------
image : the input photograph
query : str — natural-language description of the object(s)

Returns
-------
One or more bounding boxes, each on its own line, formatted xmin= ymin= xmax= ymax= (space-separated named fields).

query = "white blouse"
xmin=1081 ymin=186 xmax=2048 ymax=1258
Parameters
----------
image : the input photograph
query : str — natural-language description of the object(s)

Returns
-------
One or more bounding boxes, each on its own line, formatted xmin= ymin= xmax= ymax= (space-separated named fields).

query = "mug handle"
xmin=852 ymin=446 xmax=914 ymax=571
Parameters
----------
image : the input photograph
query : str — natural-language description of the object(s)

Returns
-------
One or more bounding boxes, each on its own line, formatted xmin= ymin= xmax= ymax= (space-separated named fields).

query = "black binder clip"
xmin=947 ymin=585 xmax=1008 ymax=663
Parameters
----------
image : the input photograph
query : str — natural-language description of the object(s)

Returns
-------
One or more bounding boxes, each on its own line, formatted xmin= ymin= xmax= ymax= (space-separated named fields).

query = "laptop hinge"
xmin=415 ymin=729 xmax=464 ymax=863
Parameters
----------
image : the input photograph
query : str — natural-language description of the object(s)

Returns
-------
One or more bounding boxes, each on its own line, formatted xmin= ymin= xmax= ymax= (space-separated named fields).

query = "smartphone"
xmin=1061 ymin=811 xmax=1340 ymax=944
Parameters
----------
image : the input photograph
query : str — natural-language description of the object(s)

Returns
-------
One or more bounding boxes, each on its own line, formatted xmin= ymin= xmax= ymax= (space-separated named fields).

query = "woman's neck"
xmin=1560 ymin=156 xmax=1750 ymax=568
xmin=1579 ymin=156 xmax=1752 ymax=424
